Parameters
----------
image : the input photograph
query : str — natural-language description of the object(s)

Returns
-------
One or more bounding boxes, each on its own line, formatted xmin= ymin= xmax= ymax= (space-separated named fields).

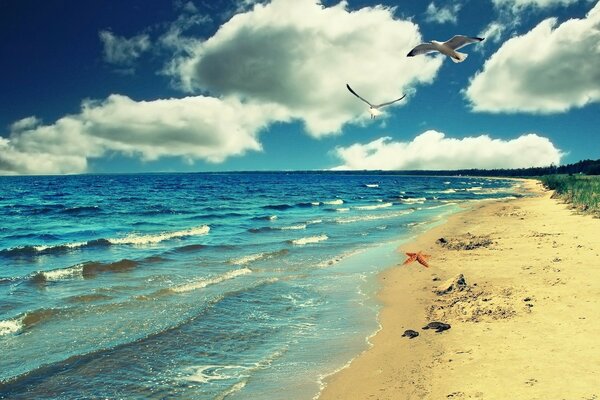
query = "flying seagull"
xmin=407 ymin=35 xmax=484 ymax=63
xmin=346 ymin=84 xmax=406 ymax=119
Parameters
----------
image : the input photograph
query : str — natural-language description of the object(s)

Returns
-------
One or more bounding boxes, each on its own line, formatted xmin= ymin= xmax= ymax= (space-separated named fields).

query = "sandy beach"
xmin=319 ymin=179 xmax=600 ymax=399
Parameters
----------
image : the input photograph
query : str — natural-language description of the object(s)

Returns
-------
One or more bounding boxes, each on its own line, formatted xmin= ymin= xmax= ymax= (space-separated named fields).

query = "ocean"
xmin=0 ymin=173 xmax=520 ymax=399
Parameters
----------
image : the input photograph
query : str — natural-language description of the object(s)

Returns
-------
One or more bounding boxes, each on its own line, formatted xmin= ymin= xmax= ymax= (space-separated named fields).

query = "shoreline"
xmin=319 ymin=179 xmax=600 ymax=399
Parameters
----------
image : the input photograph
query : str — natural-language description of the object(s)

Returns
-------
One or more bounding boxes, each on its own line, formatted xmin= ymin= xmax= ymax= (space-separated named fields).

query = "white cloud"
xmin=99 ymin=30 xmax=151 ymax=67
xmin=0 ymin=95 xmax=289 ymax=175
xmin=492 ymin=0 xmax=591 ymax=11
xmin=332 ymin=131 xmax=562 ymax=170
xmin=478 ymin=21 xmax=507 ymax=44
xmin=466 ymin=1 xmax=600 ymax=113
xmin=168 ymin=0 xmax=442 ymax=136
xmin=424 ymin=2 xmax=462 ymax=24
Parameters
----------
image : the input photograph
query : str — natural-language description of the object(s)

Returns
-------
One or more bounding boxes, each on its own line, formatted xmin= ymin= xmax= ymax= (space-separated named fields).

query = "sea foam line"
xmin=109 ymin=225 xmax=210 ymax=245
xmin=0 ymin=317 xmax=23 ymax=336
xmin=171 ymin=268 xmax=252 ymax=293
xmin=354 ymin=202 xmax=393 ymax=211
xmin=290 ymin=235 xmax=328 ymax=245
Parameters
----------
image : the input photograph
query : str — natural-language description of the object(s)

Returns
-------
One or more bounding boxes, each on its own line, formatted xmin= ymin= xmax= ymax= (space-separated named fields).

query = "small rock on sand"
xmin=434 ymin=274 xmax=467 ymax=295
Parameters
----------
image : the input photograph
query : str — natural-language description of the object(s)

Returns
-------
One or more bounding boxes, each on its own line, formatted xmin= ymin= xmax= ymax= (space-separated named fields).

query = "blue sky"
xmin=1 ymin=0 xmax=598 ymax=174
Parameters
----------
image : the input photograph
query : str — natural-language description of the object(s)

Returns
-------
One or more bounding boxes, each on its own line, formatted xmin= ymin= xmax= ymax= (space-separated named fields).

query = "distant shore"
xmin=319 ymin=179 xmax=600 ymax=399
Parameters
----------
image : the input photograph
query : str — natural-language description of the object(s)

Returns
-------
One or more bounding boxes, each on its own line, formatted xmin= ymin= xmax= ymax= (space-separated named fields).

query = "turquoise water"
xmin=0 ymin=173 xmax=520 ymax=399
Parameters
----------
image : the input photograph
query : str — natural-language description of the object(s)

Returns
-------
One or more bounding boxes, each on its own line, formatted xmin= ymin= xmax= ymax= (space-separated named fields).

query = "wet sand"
xmin=319 ymin=179 xmax=600 ymax=399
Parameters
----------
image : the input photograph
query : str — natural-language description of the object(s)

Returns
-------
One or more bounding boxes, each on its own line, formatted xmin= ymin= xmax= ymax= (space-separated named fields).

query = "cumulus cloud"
xmin=424 ymin=2 xmax=462 ymax=24
xmin=332 ymin=131 xmax=562 ymax=170
xmin=99 ymin=30 xmax=151 ymax=68
xmin=465 ymin=1 xmax=600 ymax=113
xmin=0 ymin=95 xmax=289 ymax=175
xmin=168 ymin=0 xmax=442 ymax=136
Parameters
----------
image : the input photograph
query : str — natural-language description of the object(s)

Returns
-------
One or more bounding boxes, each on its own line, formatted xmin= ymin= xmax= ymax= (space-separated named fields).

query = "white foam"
xmin=40 ymin=264 xmax=84 ymax=281
xmin=335 ymin=210 xmax=413 ymax=224
xmin=335 ymin=207 xmax=350 ymax=212
xmin=323 ymin=199 xmax=344 ymax=205
xmin=307 ymin=219 xmax=322 ymax=225
xmin=364 ymin=184 xmax=379 ymax=188
xmin=354 ymin=202 xmax=393 ymax=210
xmin=32 ymin=241 xmax=86 ymax=252
xmin=399 ymin=197 xmax=426 ymax=204
xmin=0 ymin=317 xmax=23 ymax=336
xmin=280 ymin=224 xmax=307 ymax=230
xmin=185 ymin=365 xmax=248 ymax=384
xmin=171 ymin=268 xmax=251 ymax=293
xmin=467 ymin=186 xmax=483 ymax=191
xmin=230 ymin=253 xmax=267 ymax=266
xmin=291 ymin=235 xmax=328 ymax=245
xmin=444 ymin=181 xmax=451 ymax=184
xmin=110 ymin=225 xmax=210 ymax=245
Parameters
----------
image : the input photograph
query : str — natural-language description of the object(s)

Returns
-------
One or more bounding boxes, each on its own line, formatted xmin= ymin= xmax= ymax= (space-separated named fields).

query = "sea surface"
xmin=0 ymin=173 xmax=521 ymax=399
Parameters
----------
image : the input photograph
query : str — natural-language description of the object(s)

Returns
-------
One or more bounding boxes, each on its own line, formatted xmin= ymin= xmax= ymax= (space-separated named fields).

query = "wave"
xmin=333 ymin=207 xmax=349 ymax=212
xmin=262 ymin=204 xmax=293 ymax=211
xmin=466 ymin=186 xmax=483 ymax=191
xmin=171 ymin=244 xmax=207 ymax=253
xmin=323 ymin=199 xmax=344 ymax=205
xmin=249 ymin=223 xmax=306 ymax=233
xmin=335 ymin=210 xmax=414 ymax=224
xmin=0 ymin=317 xmax=22 ymax=336
xmin=60 ymin=206 xmax=101 ymax=215
xmin=0 ymin=225 xmax=210 ymax=257
xmin=354 ymin=202 xmax=393 ymax=210
xmin=228 ymin=249 xmax=289 ymax=266
xmin=290 ymin=235 xmax=328 ymax=245
xmin=81 ymin=259 xmax=139 ymax=278
xmin=30 ymin=264 xmax=85 ymax=283
xmin=169 ymin=268 xmax=252 ymax=293
xmin=108 ymin=225 xmax=210 ymax=245
xmin=364 ymin=184 xmax=379 ymax=188
xmin=296 ymin=202 xmax=320 ymax=208
xmin=280 ymin=224 xmax=307 ymax=230
xmin=399 ymin=197 xmax=427 ymax=204
xmin=1 ymin=308 xmax=60 ymax=335
xmin=251 ymin=215 xmax=277 ymax=221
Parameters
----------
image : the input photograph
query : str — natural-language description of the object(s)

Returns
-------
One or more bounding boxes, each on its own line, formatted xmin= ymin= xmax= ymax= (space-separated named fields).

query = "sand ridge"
xmin=319 ymin=179 xmax=600 ymax=399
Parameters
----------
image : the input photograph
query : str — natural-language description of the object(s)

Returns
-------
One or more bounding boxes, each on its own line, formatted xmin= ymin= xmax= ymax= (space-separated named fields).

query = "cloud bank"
xmin=466 ymin=1 xmax=600 ymax=113
xmin=0 ymin=95 xmax=289 ymax=175
xmin=332 ymin=131 xmax=562 ymax=170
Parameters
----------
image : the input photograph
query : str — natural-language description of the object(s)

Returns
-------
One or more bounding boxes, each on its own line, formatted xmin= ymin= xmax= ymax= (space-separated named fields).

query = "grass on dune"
xmin=538 ymin=174 xmax=600 ymax=217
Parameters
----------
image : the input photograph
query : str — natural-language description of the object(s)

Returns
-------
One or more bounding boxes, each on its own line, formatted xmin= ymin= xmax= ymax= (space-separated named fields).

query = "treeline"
xmin=326 ymin=158 xmax=600 ymax=177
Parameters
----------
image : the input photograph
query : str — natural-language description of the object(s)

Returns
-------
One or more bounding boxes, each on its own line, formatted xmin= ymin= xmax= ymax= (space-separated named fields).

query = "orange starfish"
xmin=403 ymin=251 xmax=430 ymax=268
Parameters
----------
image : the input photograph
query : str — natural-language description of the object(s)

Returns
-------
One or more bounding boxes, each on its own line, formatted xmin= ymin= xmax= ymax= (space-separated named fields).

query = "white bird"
xmin=407 ymin=35 xmax=484 ymax=63
xmin=346 ymin=84 xmax=406 ymax=119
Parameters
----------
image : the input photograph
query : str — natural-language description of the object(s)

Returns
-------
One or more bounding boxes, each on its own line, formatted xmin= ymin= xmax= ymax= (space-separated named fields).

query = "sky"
xmin=0 ymin=0 xmax=599 ymax=174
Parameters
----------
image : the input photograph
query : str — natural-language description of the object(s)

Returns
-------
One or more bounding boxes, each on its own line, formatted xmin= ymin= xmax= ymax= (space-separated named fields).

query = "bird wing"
xmin=443 ymin=35 xmax=484 ymax=50
xmin=375 ymin=94 xmax=406 ymax=109
xmin=346 ymin=84 xmax=373 ymax=107
xmin=407 ymin=43 xmax=438 ymax=57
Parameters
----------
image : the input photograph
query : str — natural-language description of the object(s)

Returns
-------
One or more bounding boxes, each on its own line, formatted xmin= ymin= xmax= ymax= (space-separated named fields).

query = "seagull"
xmin=346 ymin=84 xmax=406 ymax=119
xmin=407 ymin=35 xmax=484 ymax=63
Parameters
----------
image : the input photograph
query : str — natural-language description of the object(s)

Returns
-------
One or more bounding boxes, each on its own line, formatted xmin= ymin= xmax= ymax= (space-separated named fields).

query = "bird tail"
xmin=451 ymin=51 xmax=468 ymax=63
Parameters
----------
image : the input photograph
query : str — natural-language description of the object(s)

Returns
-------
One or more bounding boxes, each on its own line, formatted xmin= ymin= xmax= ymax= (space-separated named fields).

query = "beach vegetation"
xmin=539 ymin=174 xmax=600 ymax=216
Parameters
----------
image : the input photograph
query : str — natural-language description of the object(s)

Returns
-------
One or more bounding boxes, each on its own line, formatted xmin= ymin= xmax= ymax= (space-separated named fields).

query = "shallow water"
xmin=0 ymin=173 xmax=519 ymax=399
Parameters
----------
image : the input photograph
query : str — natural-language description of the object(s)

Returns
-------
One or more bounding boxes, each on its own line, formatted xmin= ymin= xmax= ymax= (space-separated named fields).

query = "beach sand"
xmin=319 ymin=179 xmax=599 ymax=399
